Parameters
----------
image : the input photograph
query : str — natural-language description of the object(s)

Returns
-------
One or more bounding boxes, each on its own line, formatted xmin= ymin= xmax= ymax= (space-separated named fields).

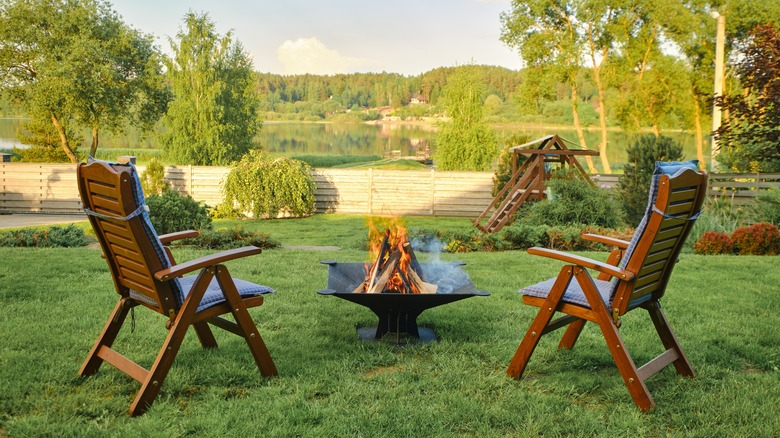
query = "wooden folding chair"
xmin=507 ymin=162 xmax=708 ymax=411
xmin=76 ymin=159 xmax=277 ymax=416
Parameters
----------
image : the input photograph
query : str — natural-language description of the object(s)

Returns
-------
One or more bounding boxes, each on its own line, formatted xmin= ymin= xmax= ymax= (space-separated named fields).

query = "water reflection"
xmin=0 ymin=118 xmax=706 ymax=170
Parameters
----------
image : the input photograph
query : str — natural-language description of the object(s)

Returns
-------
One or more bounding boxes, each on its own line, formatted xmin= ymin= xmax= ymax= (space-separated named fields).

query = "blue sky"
xmin=109 ymin=0 xmax=522 ymax=76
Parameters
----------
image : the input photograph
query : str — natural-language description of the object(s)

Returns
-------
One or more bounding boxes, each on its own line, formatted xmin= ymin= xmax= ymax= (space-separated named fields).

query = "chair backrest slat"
xmin=615 ymin=167 xmax=707 ymax=313
xmin=77 ymin=160 xmax=181 ymax=316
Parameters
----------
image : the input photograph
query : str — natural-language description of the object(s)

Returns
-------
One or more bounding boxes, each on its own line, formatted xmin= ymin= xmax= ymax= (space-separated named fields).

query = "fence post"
xmin=367 ymin=168 xmax=373 ymax=215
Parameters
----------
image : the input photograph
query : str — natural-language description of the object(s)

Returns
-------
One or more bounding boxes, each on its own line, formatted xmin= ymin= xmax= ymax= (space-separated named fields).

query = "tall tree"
xmin=501 ymin=0 xmax=597 ymax=173
xmin=163 ymin=12 xmax=259 ymax=165
xmin=714 ymin=23 xmax=780 ymax=172
xmin=0 ymin=0 xmax=169 ymax=162
xmin=434 ymin=65 xmax=498 ymax=171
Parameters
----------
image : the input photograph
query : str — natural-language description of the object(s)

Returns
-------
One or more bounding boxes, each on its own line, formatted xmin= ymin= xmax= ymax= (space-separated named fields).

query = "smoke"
xmin=411 ymin=236 xmax=472 ymax=294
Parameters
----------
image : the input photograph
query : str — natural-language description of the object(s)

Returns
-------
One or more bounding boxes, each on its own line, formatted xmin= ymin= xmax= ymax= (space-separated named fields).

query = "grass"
xmin=1 ymin=214 xmax=779 ymax=436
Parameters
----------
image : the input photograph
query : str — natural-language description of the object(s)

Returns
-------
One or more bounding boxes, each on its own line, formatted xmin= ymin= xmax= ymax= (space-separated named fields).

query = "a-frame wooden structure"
xmin=474 ymin=135 xmax=599 ymax=233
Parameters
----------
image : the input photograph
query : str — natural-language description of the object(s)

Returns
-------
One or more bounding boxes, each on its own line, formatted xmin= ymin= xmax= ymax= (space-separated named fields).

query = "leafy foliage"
xmin=751 ymin=188 xmax=780 ymax=226
xmin=715 ymin=24 xmax=780 ymax=172
xmin=730 ymin=222 xmax=780 ymax=255
xmin=492 ymin=132 xmax=532 ymax=198
xmin=13 ymin=118 xmax=82 ymax=163
xmin=182 ymin=227 xmax=280 ymax=250
xmin=0 ymin=0 xmax=169 ymax=162
xmin=162 ymin=12 xmax=259 ymax=165
xmin=140 ymin=158 xmax=168 ymax=196
xmin=693 ymin=232 xmax=733 ymax=255
xmin=619 ymin=135 xmax=685 ymax=225
xmin=221 ymin=150 xmax=315 ymax=219
xmin=434 ymin=66 xmax=499 ymax=171
xmin=518 ymin=169 xmax=625 ymax=229
xmin=146 ymin=189 xmax=212 ymax=235
xmin=0 ymin=224 xmax=90 ymax=247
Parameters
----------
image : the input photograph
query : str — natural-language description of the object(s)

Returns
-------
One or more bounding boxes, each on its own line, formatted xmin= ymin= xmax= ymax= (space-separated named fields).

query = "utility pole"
xmin=711 ymin=11 xmax=726 ymax=171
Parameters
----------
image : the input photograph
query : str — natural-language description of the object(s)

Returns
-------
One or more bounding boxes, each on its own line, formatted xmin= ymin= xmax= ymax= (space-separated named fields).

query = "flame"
xmin=363 ymin=216 xmax=419 ymax=294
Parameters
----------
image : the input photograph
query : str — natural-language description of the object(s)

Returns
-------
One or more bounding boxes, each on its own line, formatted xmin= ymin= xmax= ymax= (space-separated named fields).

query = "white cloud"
xmin=276 ymin=37 xmax=377 ymax=75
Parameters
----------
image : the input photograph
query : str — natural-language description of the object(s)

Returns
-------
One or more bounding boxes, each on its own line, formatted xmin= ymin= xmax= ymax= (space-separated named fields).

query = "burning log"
xmin=355 ymin=229 xmax=437 ymax=294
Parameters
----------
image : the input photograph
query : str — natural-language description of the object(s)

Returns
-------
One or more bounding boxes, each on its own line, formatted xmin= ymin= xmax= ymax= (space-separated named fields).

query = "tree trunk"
xmin=592 ymin=66 xmax=612 ymax=174
xmin=90 ymin=123 xmax=99 ymax=158
xmin=570 ymin=84 xmax=596 ymax=173
xmin=50 ymin=113 xmax=79 ymax=163
xmin=691 ymin=89 xmax=705 ymax=170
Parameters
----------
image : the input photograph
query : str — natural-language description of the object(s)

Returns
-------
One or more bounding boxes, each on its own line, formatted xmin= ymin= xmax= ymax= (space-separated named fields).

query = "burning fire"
xmin=355 ymin=217 xmax=436 ymax=294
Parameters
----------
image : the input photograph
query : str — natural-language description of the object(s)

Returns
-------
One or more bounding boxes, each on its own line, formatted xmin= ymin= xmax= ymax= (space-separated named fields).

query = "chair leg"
xmin=558 ymin=318 xmax=586 ymax=350
xmin=645 ymin=301 xmax=695 ymax=378
xmin=215 ymin=266 xmax=278 ymax=377
xmin=79 ymin=298 xmax=132 ymax=377
xmin=192 ymin=322 xmax=218 ymax=349
xmin=574 ymin=268 xmax=655 ymax=412
xmin=507 ymin=266 xmax=574 ymax=379
xmin=129 ymin=311 xmax=192 ymax=416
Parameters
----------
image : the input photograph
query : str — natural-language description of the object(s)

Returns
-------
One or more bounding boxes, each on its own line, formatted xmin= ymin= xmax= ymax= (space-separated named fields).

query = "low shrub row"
xmin=0 ymin=224 xmax=91 ymax=247
xmin=694 ymin=222 xmax=780 ymax=255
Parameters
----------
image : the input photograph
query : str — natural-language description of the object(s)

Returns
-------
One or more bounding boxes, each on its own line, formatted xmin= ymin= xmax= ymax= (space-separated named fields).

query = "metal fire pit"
xmin=317 ymin=260 xmax=489 ymax=343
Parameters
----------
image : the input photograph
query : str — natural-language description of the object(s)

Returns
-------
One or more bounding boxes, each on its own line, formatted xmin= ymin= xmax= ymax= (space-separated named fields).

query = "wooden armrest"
xmin=158 ymin=230 xmax=200 ymax=244
xmin=581 ymin=233 xmax=630 ymax=249
xmin=527 ymin=247 xmax=634 ymax=281
xmin=154 ymin=246 xmax=262 ymax=281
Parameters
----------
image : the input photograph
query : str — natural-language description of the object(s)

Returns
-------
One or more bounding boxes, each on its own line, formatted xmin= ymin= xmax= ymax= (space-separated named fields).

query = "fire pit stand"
xmin=318 ymin=260 xmax=489 ymax=343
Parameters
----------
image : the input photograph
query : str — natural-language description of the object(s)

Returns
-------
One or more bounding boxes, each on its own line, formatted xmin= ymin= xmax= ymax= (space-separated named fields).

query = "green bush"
xmin=183 ymin=227 xmax=280 ymax=250
xmin=146 ymin=189 xmax=212 ymax=235
xmin=499 ymin=223 xmax=548 ymax=249
xmin=518 ymin=169 xmax=625 ymax=229
xmin=140 ymin=158 xmax=168 ymax=196
xmin=751 ymin=188 xmax=780 ymax=226
xmin=221 ymin=151 xmax=315 ymax=219
xmin=619 ymin=135 xmax=685 ymax=225
xmin=0 ymin=225 xmax=91 ymax=247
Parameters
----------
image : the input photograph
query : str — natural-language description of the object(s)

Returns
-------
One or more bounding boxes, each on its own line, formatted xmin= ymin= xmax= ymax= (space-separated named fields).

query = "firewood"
xmin=408 ymin=269 xmax=438 ymax=294
xmin=367 ymin=229 xmax=390 ymax=287
xmin=367 ymin=251 xmax=400 ymax=293
xmin=402 ymin=242 xmax=426 ymax=281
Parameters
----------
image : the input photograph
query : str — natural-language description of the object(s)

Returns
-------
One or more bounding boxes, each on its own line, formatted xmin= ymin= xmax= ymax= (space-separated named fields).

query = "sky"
xmin=108 ymin=0 xmax=522 ymax=76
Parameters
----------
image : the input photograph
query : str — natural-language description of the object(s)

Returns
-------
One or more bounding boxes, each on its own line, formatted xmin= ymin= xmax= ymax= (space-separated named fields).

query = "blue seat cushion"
xmin=178 ymin=275 xmax=275 ymax=312
xmin=520 ymin=276 xmax=614 ymax=308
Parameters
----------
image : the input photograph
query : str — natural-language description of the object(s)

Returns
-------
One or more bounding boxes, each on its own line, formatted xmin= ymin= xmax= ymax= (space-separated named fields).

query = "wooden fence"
xmin=1 ymin=162 xmax=777 ymax=216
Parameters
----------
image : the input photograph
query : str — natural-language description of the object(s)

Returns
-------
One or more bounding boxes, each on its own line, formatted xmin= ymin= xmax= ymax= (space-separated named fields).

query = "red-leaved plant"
xmin=693 ymin=231 xmax=733 ymax=255
xmin=730 ymin=222 xmax=780 ymax=255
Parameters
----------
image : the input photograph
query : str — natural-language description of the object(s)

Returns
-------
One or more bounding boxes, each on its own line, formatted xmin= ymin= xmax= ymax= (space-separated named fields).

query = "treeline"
xmin=255 ymin=66 xmax=524 ymax=122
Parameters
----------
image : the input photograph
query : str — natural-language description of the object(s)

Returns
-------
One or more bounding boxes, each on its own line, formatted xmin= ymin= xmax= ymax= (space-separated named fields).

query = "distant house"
xmin=409 ymin=93 xmax=428 ymax=105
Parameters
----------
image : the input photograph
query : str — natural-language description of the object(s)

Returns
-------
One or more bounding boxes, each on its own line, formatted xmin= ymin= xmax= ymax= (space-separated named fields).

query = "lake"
xmin=0 ymin=118 xmax=707 ymax=171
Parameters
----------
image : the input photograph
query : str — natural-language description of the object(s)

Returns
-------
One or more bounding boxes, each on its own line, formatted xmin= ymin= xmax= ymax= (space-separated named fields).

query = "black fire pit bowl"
xmin=317 ymin=260 xmax=489 ymax=343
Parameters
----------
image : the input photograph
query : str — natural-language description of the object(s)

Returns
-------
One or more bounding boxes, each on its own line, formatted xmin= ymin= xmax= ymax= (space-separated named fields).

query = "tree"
xmin=162 ymin=12 xmax=260 ymax=165
xmin=714 ymin=23 xmax=780 ymax=172
xmin=501 ymin=0 xmax=597 ymax=173
xmin=0 ymin=0 xmax=170 ymax=162
xmin=434 ymin=66 xmax=498 ymax=171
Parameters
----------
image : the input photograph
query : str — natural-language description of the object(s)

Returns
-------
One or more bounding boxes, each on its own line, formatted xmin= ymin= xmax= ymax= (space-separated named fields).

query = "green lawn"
xmin=1 ymin=215 xmax=778 ymax=436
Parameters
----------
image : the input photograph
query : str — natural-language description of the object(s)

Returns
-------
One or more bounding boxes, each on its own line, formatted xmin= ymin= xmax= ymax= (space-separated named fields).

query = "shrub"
xmin=146 ymin=189 xmax=212 ymax=235
xmin=619 ymin=135 xmax=685 ymax=225
xmin=183 ymin=227 xmax=280 ymax=250
xmin=140 ymin=158 xmax=168 ymax=196
xmin=0 ymin=225 xmax=91 ymax=247
xmin=751 ymin=188 xmax=780 ymax=226
xmin=221 ymin=150 xmax=316 ymax=219
xmin=730 ymin=222 xmax=780 ymax=255
xmin=499 ymin=223 xmax=548 ymax=249
xmin=519 ymin=169 xmax=625 ymax=229
xmin=693 ymin=232 xmax=733 ymax=255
